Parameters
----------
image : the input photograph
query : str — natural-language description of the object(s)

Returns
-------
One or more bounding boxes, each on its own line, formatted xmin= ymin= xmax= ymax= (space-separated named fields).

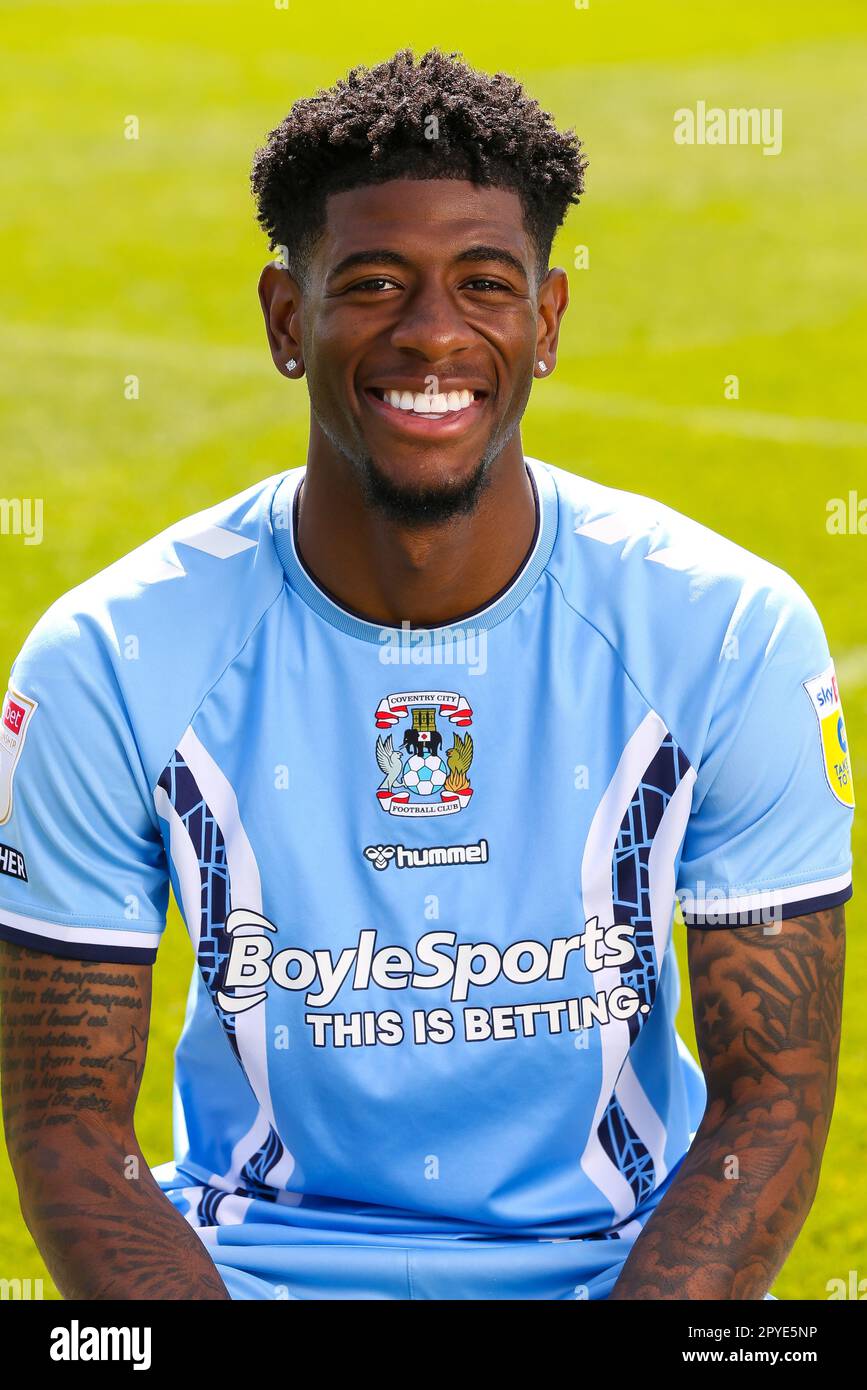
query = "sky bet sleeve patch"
xmin=0 ymin=686 xmax=38 ymax=826
xmin=804 ymin=661 xmax=855 ymax=809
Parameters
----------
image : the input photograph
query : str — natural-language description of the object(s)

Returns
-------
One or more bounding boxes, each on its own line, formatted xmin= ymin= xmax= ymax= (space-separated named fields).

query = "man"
xmin=0 ymin=49 xmax=852 ymax=1301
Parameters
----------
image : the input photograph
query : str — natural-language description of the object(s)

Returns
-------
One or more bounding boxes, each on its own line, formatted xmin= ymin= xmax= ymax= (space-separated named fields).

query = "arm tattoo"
xmin=1 ymin=948 xmax=146 ymax=1153
xmin=609 ymin=906 xmax=845 ymax=1300
xmin=1 ymin=941 xmax=229 ymax=1300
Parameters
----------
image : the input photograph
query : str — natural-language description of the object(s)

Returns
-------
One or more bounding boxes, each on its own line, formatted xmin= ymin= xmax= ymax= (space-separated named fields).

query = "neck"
xmin=295 ymin=428 xmax=537 ymax=628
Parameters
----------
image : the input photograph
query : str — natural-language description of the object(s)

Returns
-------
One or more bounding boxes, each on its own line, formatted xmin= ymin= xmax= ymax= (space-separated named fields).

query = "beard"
xmin=311 ymin=399 xmax=520 ymax=527
xmin=356 ymin=450 xmax=497 ymax=526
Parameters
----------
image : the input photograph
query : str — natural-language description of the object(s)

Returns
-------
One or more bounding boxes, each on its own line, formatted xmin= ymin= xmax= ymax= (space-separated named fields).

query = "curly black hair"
xmin=250 ymin=48 xmax=587 ymax=284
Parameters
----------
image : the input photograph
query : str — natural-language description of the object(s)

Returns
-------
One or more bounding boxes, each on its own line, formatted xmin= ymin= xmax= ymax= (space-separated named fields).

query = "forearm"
xmin=611 ymin=907 xmax=847 ymax=1299
xmin=1 ymin=941 xmax=228 ymax=1300
xmin=608 ymin=1099 xmax=826 ymax=1300
xmin=14 ymin=1116 xmax=229 ymax=1300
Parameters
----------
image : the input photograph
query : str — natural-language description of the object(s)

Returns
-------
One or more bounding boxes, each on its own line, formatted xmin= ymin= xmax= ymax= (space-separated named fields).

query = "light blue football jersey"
xmin=0 ymin=458 xmax=854 ymax=1245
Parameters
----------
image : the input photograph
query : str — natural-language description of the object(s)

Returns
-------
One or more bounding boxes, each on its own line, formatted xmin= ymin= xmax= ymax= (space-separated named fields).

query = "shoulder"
xmin=536 ymin=459 xmax=827 ymax=758
xmin=9 ymin=471 xmax=292 ymax=780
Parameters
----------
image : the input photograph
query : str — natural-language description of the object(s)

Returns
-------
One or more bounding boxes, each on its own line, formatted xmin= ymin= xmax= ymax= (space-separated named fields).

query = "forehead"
xmin=317 ymin=179 xmax=532 ymax=266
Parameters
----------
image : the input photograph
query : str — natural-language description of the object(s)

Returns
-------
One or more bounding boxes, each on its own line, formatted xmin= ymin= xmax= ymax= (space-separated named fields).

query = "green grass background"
xmin=0 ymin=0 xmax=864 ymax=1300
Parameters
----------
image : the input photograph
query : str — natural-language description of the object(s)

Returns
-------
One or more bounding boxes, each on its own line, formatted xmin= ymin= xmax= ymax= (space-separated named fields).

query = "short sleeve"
xmin=0 ymin=606 xmax=169 ymax=962
xmin=676 ymin=579 xmax=854 ymax=927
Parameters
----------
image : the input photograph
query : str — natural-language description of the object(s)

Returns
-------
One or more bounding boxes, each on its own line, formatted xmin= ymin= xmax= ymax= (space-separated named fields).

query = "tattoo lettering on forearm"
xmin=610 ymin=907 xmax=845 ymax=1300
xmin=0 ymin=946 xmax=145 ymax=1157
xmin=1 ymin=941 xmax=229 ymax=1299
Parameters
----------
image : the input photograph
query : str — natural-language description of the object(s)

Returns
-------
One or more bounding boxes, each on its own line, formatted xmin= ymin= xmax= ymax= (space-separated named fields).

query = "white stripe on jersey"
xmin=175 ymin=524 xmax=258 ymax=560
xmin=176 ymin=726 xmax=296 ymax=1195
xmin=579 ymin=710 xmax=670 ymax=1224
xmin=647 ymin=767 xmax=696 ymax=967
xmin=615 ymin=1058 xmax=670 ymax=1187
xmin=611 ymin=765 xmax=698 ymax=1186
xmin=213 ymin=1194 xmax=255 ymax=1227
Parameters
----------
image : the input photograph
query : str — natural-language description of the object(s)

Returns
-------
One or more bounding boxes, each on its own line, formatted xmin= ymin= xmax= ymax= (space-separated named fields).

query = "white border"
xmin=679 ymin=870 xmax=852 ymax=917
xmin=0 ymin=903 xmax=161 ymax=951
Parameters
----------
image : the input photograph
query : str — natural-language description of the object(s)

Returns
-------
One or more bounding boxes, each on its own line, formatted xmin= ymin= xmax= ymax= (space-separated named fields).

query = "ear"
xmin=258 ymin=262 xmax=304 ymax=377
xmin=534 ymin=267 xmax=569 ymax=378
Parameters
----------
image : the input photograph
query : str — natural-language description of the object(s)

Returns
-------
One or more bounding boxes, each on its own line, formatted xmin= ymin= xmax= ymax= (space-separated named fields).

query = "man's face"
xmin=280 ymin=179 xmax=565 ymax=521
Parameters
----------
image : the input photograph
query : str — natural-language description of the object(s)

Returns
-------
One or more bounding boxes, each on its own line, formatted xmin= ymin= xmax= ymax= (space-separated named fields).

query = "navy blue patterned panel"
xmin=196 ymin=1186 xmax=229 ymax=1227
xmin=611 ymin=734 xmax=691 ymax=1041
xmin=597 ymin=731 xmax=692 ymax=1209
xmin=598 ymin=1094 xmax=657 ymax=1207
xmin=157 ymin=750 xmax=237 ymax=1049
xmin=239 ymin=1126 xmax=286 ymax=1202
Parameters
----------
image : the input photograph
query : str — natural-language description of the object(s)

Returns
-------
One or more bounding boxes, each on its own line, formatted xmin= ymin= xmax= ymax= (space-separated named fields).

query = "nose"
xmin=389 ymin=278 xmax=476 ymax=362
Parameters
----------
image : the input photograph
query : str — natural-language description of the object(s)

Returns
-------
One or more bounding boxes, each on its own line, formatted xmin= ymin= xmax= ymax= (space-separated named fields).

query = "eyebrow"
xmin=328 ymin=250 xmax=410 ymax=278
xmin=327 ymin=244 xmax=530 ymax=280
xmin=455 ymin=245 xmax=529 ymax=278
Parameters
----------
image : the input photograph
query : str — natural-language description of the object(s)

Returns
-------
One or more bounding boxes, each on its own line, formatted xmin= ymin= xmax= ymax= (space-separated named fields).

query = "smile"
xmin=363 ymin=386 xmax=488 ymax=433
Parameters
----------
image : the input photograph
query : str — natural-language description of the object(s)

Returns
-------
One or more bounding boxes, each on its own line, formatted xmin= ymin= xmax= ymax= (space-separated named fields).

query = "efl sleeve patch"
xmin=803 ymin=661 xmax=855 ymax=809
xmin=0 ymin=686 xmax=38 ymax=825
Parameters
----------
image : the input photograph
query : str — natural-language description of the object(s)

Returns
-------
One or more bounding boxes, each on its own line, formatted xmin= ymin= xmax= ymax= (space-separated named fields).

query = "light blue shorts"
xmin=197 ymin=1224 xmax=778 ymax=1301
xmin=203 ymin=1225 xmax=639 ymax=1300
xmin=161 ymin=1176 xmax=778 ymax=1301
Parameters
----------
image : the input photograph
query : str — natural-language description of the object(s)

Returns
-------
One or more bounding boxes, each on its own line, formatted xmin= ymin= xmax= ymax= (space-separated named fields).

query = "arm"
xmin=0 ymin=940 xmax=229 ymax=1300
xmin=609 ymin=905 xmax=845 ymax=1299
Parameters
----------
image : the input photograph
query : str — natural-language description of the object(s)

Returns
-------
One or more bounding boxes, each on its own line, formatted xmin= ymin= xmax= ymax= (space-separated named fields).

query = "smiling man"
xmin=0 ymin=49 xmax=853 ymax=1302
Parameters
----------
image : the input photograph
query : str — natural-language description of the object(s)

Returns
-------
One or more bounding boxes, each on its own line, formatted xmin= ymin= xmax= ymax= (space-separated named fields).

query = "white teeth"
xmin=379 ymin=388 xmax=478 ymax=415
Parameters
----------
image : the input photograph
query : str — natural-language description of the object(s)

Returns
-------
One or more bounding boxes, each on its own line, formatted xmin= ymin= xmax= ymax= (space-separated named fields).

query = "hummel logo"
xmin=362 ymin=838 xmax=489 ymax=870
xmin=364 ymin=844 xmax=396 ymax=871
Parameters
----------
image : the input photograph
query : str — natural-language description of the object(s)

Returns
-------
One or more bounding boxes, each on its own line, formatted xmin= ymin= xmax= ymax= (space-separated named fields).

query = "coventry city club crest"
xmin=374 ymin=690 xmax=474 ymax=817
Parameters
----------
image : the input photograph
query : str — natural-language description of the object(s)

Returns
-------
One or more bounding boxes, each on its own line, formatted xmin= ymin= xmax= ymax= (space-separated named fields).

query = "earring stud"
xmin=537 ymin=360 xmax=547 ymax=374
xmin=286 ymin=358 xmax=297 ymax=372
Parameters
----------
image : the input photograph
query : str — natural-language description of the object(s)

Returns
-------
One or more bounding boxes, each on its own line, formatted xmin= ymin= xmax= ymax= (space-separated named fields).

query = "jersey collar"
xmin=270 ymin=456 xmax=558 ymax=643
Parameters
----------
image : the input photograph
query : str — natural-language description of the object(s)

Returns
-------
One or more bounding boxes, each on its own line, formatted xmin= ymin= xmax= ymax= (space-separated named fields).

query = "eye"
xmin=346 ymin=276 xmax=401 ymax=293
xmin=463 ymin=278 xmax=513 ymax=293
